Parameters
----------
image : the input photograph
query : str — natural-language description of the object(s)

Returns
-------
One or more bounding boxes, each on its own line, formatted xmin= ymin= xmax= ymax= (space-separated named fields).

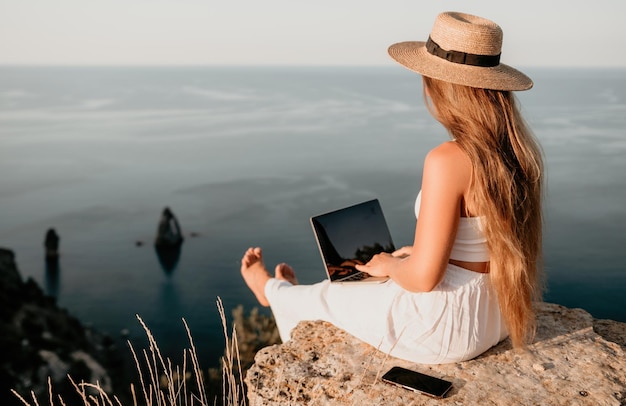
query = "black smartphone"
xmin=381 ymin=366 xmax=453 ymax=399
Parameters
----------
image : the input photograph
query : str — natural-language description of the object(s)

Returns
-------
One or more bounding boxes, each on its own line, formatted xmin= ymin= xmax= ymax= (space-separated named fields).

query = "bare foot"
xmin=275 ymin=262 xmax=298 ymax=285
xmin=240 ymin=247 xmax=271 ymax=307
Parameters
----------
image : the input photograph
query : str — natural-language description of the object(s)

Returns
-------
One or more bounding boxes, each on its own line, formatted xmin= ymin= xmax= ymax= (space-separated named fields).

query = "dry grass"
xmin=11 ymin=297 xmax=247 ymax=406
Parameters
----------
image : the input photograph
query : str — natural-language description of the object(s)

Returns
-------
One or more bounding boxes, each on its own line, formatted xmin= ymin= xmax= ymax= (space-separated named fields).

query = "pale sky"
xmin=0 ymin=0 xmax=624 ymax=67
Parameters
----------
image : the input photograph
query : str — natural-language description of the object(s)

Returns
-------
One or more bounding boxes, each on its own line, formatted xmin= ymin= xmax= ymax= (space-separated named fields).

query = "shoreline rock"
xmin=245 ymin=302 xmax=626 ymax=405
xmin=0 ymin=248 xmax=130 ymax=405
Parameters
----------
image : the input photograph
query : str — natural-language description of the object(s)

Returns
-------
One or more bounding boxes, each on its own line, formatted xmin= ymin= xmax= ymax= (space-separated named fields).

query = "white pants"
xmin=264 ymin=264 xmax=507 ymax=364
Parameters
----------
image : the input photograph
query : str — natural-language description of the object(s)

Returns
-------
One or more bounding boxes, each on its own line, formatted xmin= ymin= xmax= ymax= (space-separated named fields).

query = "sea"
xmin=1 ymin=66 xmax=625 ymax=368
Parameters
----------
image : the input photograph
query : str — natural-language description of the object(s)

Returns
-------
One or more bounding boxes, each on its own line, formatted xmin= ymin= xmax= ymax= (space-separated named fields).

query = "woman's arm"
xmin=356 ymin=141 xmax=471 ymax=292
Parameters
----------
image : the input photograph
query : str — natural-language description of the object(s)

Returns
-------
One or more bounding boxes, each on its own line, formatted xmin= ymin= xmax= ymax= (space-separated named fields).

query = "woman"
xmin=240 ymin=11 xmax=543 ymax=364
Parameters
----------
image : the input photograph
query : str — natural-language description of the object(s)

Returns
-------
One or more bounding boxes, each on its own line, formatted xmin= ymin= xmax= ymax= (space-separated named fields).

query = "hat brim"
xmin=388 ymin=41 xmax=533 ymax=91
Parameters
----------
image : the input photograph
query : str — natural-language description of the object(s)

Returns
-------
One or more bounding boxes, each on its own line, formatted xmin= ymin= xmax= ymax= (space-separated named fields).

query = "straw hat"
xmin=388 ymin=11 xmax=532 ymax=91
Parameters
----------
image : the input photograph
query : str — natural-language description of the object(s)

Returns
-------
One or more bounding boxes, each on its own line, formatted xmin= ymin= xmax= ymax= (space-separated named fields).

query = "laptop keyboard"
xmin=339 ymin=272 xmax=369 ymax=282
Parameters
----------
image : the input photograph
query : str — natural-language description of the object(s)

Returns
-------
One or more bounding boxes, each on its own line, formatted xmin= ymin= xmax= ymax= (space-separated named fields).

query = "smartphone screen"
xmin=381 ymin=366 xmax=453 ymax=399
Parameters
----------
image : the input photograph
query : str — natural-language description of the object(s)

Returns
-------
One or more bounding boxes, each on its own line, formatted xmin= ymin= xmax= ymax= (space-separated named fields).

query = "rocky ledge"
xmin=246 ymin=302 xmax=626 ymax=405
xmin=0 ymin=248 xmax=129 ymax=405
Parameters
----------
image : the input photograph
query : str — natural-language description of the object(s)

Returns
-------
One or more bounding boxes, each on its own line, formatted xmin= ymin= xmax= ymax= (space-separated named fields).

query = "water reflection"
xmin=44 ymin=256 xmax=60 ymax=298
xmin=155 ymin=244 xmax=182 ymax=275
xmin=158 ymin=279 xmax=181 ymax=315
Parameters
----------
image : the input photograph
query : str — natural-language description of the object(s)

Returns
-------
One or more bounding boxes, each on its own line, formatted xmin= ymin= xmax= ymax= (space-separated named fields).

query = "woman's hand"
xmin=355 ymin=252 xmax=403 ymax=278
xmin=392 ymin=245 xmax=413 ymax=258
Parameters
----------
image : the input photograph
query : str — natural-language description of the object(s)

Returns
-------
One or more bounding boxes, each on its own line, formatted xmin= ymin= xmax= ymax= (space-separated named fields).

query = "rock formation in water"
xmin=154 ymin=207 xmax=185 ymax=274
xmin=44 ymin=228 xmax=60 ymax=259
xmin=154 ymin=207 xmax=184 ymax=247
xmin=245 ymin=302 xmax=626 ymax=405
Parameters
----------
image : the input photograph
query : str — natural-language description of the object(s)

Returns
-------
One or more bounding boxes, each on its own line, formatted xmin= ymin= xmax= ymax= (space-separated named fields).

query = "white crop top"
xmin=414 ymin=191 xmax=490 ymax=262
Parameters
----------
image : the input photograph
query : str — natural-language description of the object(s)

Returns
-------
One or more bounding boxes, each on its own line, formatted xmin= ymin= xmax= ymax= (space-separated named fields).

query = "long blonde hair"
xmin=423 ymin=76 xmax=544 ymax=348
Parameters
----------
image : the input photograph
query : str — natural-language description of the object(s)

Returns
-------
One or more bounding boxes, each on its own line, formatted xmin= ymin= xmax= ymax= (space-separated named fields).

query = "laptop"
xmin=310 ymin=199 xmax=395 ymax=283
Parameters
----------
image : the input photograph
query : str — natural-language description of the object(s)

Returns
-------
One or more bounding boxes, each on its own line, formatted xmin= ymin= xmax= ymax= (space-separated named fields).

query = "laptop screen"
xmin=310 ymin=199 xmax=396 ymax=281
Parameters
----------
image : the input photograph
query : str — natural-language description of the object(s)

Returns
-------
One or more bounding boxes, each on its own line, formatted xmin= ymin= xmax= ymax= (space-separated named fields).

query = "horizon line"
xmin=1 ymin=63 xmax=625 ymax=70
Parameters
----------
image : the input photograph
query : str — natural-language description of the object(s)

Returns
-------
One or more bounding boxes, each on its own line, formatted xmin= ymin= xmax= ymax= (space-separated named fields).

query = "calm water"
xmin=1 ymin=66 xmax=625 ymax=366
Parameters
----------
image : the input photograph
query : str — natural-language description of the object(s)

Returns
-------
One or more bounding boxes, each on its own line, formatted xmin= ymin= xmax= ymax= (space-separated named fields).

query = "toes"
xmin=275 ymin=262 xmax=298 ymax=284
xmin=241 ymin=249 xmax=252 ymax=268
xmin=275 ymin=262 xmax=288 ymax=273
xmin=242 ymin=247 xmax=263 ymax=269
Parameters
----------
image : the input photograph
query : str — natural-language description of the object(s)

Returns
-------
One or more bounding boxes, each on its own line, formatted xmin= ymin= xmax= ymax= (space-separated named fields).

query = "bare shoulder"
xmin=424 ymin=141 xmax=472 ymax=191
xmin=425 ymin=141 xmax=469 ymax=164
xmin=424 ymin=141 xmax=471 ymax=172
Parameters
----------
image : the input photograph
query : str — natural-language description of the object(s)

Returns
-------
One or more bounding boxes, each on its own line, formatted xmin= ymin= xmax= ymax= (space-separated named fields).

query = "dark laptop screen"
xmin=311 ymin=199 xmax=396 ymax=281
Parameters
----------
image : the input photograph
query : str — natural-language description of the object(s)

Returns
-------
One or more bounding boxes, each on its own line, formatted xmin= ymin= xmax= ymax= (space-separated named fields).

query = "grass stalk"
xmin=11 ymin=296 xmax=258 ymax=406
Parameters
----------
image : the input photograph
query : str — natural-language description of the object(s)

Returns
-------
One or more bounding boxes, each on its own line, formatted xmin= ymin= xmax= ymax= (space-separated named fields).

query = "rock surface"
xmin=245 ymin=302 xmax=626 ymax=405
xmin=0 ymin=248 xmax=129 ymax=406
